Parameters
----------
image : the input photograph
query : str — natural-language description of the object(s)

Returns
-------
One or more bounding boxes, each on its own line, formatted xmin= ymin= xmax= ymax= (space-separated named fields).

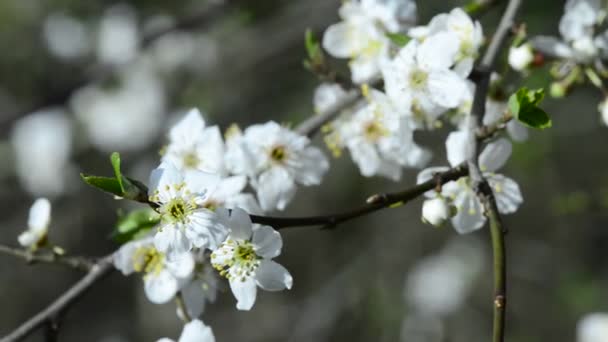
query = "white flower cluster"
xmin=321 ymin=7 xmax=485 ymax=180
xmin=110 ymin=109 xmax=328 ymax=338
xmin=532 ymin=0 xmax=608 ymax=64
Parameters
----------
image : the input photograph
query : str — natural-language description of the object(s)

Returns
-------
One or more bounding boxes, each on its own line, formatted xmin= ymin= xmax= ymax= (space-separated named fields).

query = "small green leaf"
xmin=112 ymin=208 xmax=160 ymax=243
xmin=508 ymin=87 xmax=552 ymax=129
xmin=110 ymin=152 xmax=124 ymax=192
xmin=305 ymin=28 xmax=319 ymax=59
xmin=386 ymin=32 xmax=411 ymax=47
xmin=80 ymin=174 xmax=124 ymax=197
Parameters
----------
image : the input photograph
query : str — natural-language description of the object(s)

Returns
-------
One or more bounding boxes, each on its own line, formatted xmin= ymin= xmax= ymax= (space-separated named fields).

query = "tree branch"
xmin=467 ymin=1 xmax=522 ymax=341
xmin=0 ymin=255 xmax=114 ymax=342
xmin=251 ymin=165 xmax=468 ymax=229
xmin=0 ymin=245 xmax=94 ymax=272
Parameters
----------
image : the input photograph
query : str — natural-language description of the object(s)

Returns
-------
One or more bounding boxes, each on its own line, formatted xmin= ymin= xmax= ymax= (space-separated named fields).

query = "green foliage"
xmin=508 ymin=87 xmax=552 ymax=129
xmin=303 ymin=28 xmax=325 ymax=72
xmin=112 ymin=208 xmax=160 ymax=243
xmin=385 ymin=32 xmax=410 ymax=47
xmin=80 ymin=175 xmax=124 ymax=197
xmin=81 ymin=152 xmax=149 ymax=202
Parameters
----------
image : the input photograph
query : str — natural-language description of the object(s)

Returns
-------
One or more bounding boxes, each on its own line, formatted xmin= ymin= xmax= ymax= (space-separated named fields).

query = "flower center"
xmin=161 ymin=197 xmax=194 ymax=223
xmin=363 ymin=121 xmax=386 ymax=142
xmin=132 ymin=246 xmax=165 ymax=277
xmin=270 ymin=145 xmax=287 ymax=163
xmin=409 ymin=68 xmax=428 ymax=90
xmin=211 ymin=239 xmax=261 ymax=282
xmin=182 ymin=151 xmax=200 ymax=169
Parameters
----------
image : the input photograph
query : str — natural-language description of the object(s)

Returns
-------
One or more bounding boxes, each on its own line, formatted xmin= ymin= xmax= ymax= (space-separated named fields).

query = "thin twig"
xmin=467 ymin=1 xmax=522 ymax=342
xmin=175 ymin=291 xmax=192 ymax=323
xmin=0 ymin=255 xmax=115 ymax=342
xmin=0 ymin=245 xmax=94 ymax=272
xmin=251 ymin=165 xmax=468 ymax=229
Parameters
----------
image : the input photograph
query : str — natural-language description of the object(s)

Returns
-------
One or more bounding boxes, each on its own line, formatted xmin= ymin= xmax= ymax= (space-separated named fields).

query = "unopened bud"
xmin=422 ymin=197 xmax=451 ymax=227
xmin=508 ymin=43 xmax=534 ymax=72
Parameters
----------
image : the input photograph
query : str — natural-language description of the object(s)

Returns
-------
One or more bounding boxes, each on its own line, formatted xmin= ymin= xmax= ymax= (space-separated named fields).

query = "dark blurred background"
xmin=1 ymin=0 xmax=607 ymax=341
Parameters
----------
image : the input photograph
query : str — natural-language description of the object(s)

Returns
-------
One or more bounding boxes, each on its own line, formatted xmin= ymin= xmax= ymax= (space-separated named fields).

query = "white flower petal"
xmin=186 ymin=210 xmax=228 ymax=250
xmin=487 ymin=174 xmax=523 ymax=214
xmin=212 ymin=176 xmax=247 ymax=201
xmin=427 ymin=69 xmax=468 ymax=108
xmin=479 ymin=138 xmax=512 ymax=172
xmin=322 ymin=22 xmax=353 ymax=58
xmin=178 ymin=319 xmax=215 ymax=342
xmin=226 ymin=207 xmax=253 ymax=241
xmin=184 ymin=170 xmax=220 ymax=197
xmin=154 ymin=226 xmax=191 ymax=260
xmin=169 ymin=109 xmax=206 ymax=145
xmin=451 ymin=190 xmax=485 ymax=234
xmin=252 ymin=226 xmax=283 ymax=259
xmin=294 ymin=147 xmax=329 ymax=186
xmin=417 ymin=32 xmax=459 ymax=70
xmin=256 ymin=168 xmax=297 ymax=211
xmin=446 ymin=130 xmax=471 ymax=168
xmin=149 ymin=163 xmax=183 ymax=197
xmin=18 ymin=231 xmax=39 ymax=248
xmin=230 ymin=276 xmax=257 ymax=311
xmin=144 ymin=269 xmax=179 ymax=304
xmin=28 ymin=198 xmax=51 ymax=232
xmin=255 ymin=260 xmax=293 ymax=291
xmin=165 ymin=253 xmax=195 ymax=279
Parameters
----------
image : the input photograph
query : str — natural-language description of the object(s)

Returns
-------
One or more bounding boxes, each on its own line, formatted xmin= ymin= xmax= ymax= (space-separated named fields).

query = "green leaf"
xmin=80 ymin=174 xmax=124 ymax=197
xmin=112 ymin=208 xmax=160 ymax=244
xmin=385 ymin=32 xmax=410 ymax=47
xmin=305 ymin=28 xmax=319 ymax=59
xmin=110 ymin=152 xmax=124 ymax=193
xmin=508 ymin=87 xmax=552 ymax=129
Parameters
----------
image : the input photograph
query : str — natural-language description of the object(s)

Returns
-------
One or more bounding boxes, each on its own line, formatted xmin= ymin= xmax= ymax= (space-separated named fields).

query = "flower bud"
xmin=550 ymin=82 xmax=567 ymax=98
xmin=422 ymin=197 xmax=451 ymax=227
xmin=508 ymin=43 xmax=534 ymax=72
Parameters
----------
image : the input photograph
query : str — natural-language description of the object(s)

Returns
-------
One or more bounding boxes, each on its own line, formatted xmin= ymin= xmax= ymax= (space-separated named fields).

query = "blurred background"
xmin=0 ymin=0 xmax=606 ymax=341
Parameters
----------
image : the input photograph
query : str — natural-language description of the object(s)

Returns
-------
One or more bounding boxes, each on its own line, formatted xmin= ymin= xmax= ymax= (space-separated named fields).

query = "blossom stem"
xmin=250 ymin=165 xmax=468 ymax=229
xmin=467 ymin=0 xmax=522 ymax=341
xmin=0 ymin=255 xmax=114 ymax=342
xmin=0 ymin=245 xmax=94 ymax=272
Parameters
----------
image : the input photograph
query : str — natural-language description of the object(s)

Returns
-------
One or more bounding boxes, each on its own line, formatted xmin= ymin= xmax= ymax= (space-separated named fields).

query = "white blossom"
xmin=97 ymin=5 xmax=139 ymax=65
xmin=508 ymin=43 xmax=535 ymax=72
xmin=336 ymin=89 xmax=430 ymax=180
xmin=163 ymin=109 xmax=226 ymax=175
xmin=381 ymin=34 xmax=469 ymax=127
xmin=322 ymin=0 xmax=417 ymax=83
xmin=43 ymin=13 xmax=91 ymax=60
xmin=148 ymin=162 xmax=227 ymax=260
xmin=11 ymin=109 xmax=74 ymax=197
xmin=114 ymin=237 xmax=195 ymax=304
xmin=18 ymin=198 xmax=52 ymax=250
xmin=409 ymin=8 xmax=484 ymax=77
xmin=577 ymin=313 xmax=608 ymax=342
xmin=211 ymin=208 xmax=292 ymax=311
xmin=313 ymin=83 xmax=354 ymax=114
xmin=421 ymin=197 xmax=451 ymax=227
xmin=417 ymin=137 xmax=523 ymax=234
xmin=531 ymin=0 xmax=605 ymax=63
xmin=226 ymin=121 xmax=329 ymax=212
xmin=179 ymin=259 xmax=220 ymax=319
xmin=157 ymin=319 xmax=215 ymax=342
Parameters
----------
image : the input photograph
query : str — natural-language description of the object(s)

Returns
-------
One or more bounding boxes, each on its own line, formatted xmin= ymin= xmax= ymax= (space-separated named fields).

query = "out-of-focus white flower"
xmin=409 ymin=8 xmax=483 ymax=77
xmin=43 ymin=13 xmax=90 ymax=60
xmin=381 ymin=34 xmax=469 ymax=127
xmin=313 ymin=83 xmax=353 ymax=114
xmin=226 ymin=121 xmax=329 ymax=211
xmin=18 ymin=198 xmax=51 ymax=250
xmin=405 ymin=238 xmax=483 ymax=316
xmin=322 ymin=0 xmax=417 ymax=84
xmin=114 ymin=237 xmax=195 ymax=304
xmin=211 ymin=209 xmax=292 ymax=311
xmin=11 ymin=109 xmax=73 ymax=196
xmin=163 ymin=109 xmax=225 ymax=175
xmin=417 ymin=137 xmax=523 ymax=234
xmin=71 ymin=63 xmax=166 ymax=152
xmin=148 ymin=162 xmax=227 ymax=260
xmin=508 ymin=43 xmax=535 ymax=72
xmin=531 ymin=0 xmax=604 ymax=63
xmin=336 ymin=89 xmax=430 ymax=180
xmin=157 ymin=319 xmax=215 ymax=342
xmin=484 ymin=99 xmax=529 ymax=142
xmin=179 ymin=255 xmax=220 ymax=319
xmin=97 ymin=5 xmax=139 ymax=65
xmin=577 ymin=313 xmax=608 ymax=342
xmin=599 ymin=98 xmax=608 ymax=126
xmin=421 ymin=197 xmax=451 ymax=227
